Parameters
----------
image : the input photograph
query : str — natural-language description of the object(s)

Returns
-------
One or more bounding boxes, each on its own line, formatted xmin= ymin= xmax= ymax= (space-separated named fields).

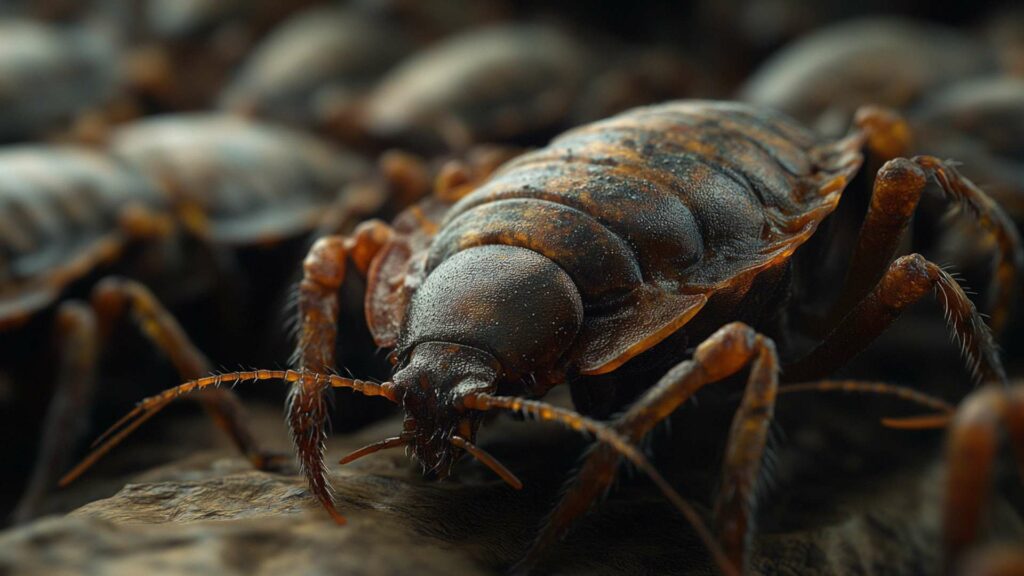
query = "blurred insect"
xmin=113 ymin=0 xmax=321 ymax=111
xmin=0 ymin=18 xmax=127 ymax=142
xmin=219 ymin=5 xmax=412 ymax=139
xmin=65 ymin=101 xmax=1021 ymax=574
xmin=7 ymin=116 xmax=372 ymax=521
xmin=361 ymin=23 xmax=700 ymax=153
xmin=739 ymin=17 xmax=995 ymax=136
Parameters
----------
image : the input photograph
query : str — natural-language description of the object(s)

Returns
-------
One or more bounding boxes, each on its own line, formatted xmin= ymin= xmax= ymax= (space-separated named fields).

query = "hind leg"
xmin=518 ymin=322 xmax=778 ymax=575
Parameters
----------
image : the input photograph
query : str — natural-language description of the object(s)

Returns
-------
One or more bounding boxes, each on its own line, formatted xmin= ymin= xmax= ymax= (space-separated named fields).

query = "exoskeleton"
xmin=71 ymin=101 xmax=1021 ymax=574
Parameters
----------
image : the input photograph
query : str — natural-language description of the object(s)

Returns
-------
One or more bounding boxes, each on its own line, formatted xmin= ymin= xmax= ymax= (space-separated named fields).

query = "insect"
xmin=739 ymin=17 xmax=995 ymax=136
xmin=0 ymin=18 xmax=125 ymax=142
xmin=67 ymin=101 xmax=1022 ymax=574
xmin=6 ymin=116 xmax=371 ymax=521
xmin=219 ymin=5 xmax=412 ymax=138
xmin=115 ymin=0 xmax=321 ymax=111
xmin=361 ymin=23 xmax=698 ymax=153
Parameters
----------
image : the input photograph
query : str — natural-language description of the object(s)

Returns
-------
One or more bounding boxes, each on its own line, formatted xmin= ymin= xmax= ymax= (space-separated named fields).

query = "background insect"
xmin=1 ymin=113 xmax=377 ymax=522
xmin=65 ymin=100 xmax=1021 ymax=574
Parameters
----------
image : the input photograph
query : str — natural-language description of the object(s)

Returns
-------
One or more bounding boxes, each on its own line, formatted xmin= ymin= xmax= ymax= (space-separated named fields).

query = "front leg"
xmin=519 ymin=322 xmax=778 ymax=575
xmin=290 ymin=221 xmax=392 ymax=524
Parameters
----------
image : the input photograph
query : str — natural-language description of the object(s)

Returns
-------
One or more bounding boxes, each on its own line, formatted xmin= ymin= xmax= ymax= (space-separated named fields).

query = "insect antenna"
xmin=450 ymin=435 xmax=523 ymax=490
xmin=339 ymin=435 xmax=410 ymax=464
xmin=462 ymin=394 xmax=739 ymax=576
xmin=776 ymin=380 xmax=956 ymax=429
xmin=60 ymin=370 xmax=397 ymax=487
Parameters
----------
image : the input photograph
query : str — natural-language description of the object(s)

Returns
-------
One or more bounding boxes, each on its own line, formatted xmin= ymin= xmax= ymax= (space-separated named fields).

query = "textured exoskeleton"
xmin=72 ymin=101 xmax=1022 ymax=575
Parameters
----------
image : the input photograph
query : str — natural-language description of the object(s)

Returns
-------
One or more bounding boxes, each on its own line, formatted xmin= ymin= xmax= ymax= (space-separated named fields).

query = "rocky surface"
xmin=1 ymin=402 xmax=1022 ymax=575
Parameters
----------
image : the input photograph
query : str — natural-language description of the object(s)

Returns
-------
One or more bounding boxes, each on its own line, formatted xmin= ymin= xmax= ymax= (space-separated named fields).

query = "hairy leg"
xmin=786 ymin=254 xmax=1004 ymax=385
xmin=289 ymin=221 xmax=392 ymax=524
xmin=518 ymin=322 xmax=778 ymax=574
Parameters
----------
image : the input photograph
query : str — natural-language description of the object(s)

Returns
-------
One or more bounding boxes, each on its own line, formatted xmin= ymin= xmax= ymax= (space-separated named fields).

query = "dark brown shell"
xmin=366 ymin=101 xmax=862 ymax=374
xmin=739 ymin=17 xmax=995 ymax=135
xmin=0 ymin=19 xmax=119 ymax=141
xmin=219 ymin=6 xmax=411 ymax=128
xmin=0 ymin=146 xmax=163 ymax=328
xmin=109 ymin=114 xmax=371 ymax=246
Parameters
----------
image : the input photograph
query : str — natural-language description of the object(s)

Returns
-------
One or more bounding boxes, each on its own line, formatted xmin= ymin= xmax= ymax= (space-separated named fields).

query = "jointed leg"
xmin=943 ymin=384 xmax=1024 ymax=573
xmin=787 ymin=254 xmax=1004 ymax=385
xmin=519 ymin=322 xmax=779 ymax=574
xmin=834 ymin=108 xmax=1022 ymax=335
xmin=90 ymin=277 xmax=283 ymax=471
xmin=289 ymin=221 xmax=392 ymax=524
xmin=17 ymin=276 xmax=282 ymax=521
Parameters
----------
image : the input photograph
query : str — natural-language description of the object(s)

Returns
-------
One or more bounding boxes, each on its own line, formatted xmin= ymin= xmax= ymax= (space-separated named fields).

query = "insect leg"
xmin=943 ymin=384 xmax=1024 ymax=572
xmin=521 ymin=322 xmax=778 ymax=575
xmin=842 ymin=109 xmax=1022 ymax=336
xmin=89 ymin=276 xmax=287 ymax=472
xmin=11 ymin=302 xmax=97 ymax=523
xmin=786 ymin=254 xmax=1004 ymax=385
xmin=290 ymin=221 xmax=393 ymax=525
xmin=828 ymin=157 xmax=928 ymax=324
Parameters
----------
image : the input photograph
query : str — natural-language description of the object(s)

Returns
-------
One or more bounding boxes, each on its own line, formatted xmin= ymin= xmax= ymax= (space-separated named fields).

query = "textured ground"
xmin=0 ymin=397 xmax=1021 ymax=576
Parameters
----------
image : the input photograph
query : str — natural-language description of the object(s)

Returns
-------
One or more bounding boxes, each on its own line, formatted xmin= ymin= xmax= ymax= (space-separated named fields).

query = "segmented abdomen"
xmin=429 ymin=101 xmax=859 ymax=305
xmin=111 ymin=114 xmax=370 ymax=245
xmin=0 ymin=146 xmax=161 ymax=287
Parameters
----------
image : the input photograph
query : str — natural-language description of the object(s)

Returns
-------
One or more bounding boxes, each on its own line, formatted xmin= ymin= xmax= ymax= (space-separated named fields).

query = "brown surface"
xmin=1 ymin=401 xmax=1022 ymax=575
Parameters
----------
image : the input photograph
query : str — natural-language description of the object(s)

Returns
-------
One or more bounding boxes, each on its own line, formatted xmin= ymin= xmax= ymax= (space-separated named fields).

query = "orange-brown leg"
xmin=89 ymin=276 xmax=285 ymax=472
xmin=517 ymin=322 xmax=778 ymax=575
xmin=832 ymin=110 xmax=1022 ymax=335
xmin=11 ymin=302 xmax=98 ymax=523
xmin=786 ymin=253 xmax=1004 ymax=385
xmin=290 ymin=221 xmax=392 ymax=524
xmin=944 ymin=384 xmax=1024 ymax=573
xmin=14 ymin=276 xmax=283 ymax=522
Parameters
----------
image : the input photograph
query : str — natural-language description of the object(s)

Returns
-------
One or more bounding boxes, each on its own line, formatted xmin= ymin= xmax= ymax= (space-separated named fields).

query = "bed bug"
xmin=115 ymin=0 xmax=321 ymax=111
xmin=6 ymin=117 xmax=373 ymax=521
xmin=361 ymin=23 xmax=699 ymax=153
xmin=67 ymin=101 xmax=1022 ymax=574
xmin=739 ymin=17 xmax=996 ymax=136
xmin=219 ymin=5 xmax=412 ymax=137
xmin=0 ymin=18 xmax=126 ymax=142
